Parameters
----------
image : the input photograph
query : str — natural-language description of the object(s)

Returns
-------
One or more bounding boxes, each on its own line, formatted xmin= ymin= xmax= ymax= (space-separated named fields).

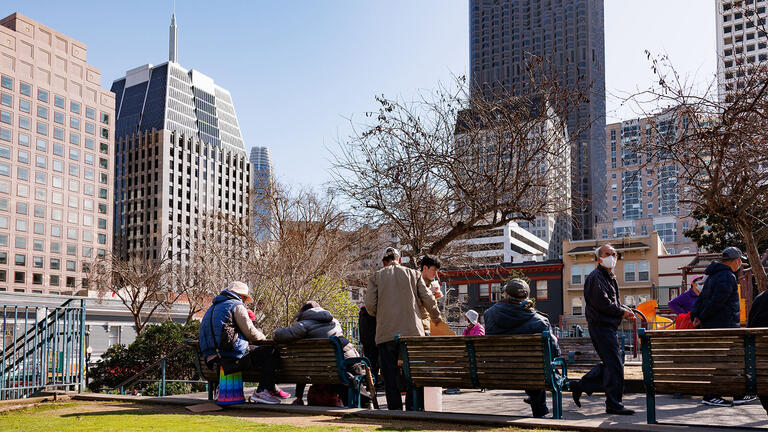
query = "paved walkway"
xmin=112 ymin=385 xmax=768 ymax=430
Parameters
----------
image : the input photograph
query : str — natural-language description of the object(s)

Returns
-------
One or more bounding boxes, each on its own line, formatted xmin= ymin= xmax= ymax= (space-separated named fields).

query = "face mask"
xmin=600 ymin=255 xmax=617 ymax=269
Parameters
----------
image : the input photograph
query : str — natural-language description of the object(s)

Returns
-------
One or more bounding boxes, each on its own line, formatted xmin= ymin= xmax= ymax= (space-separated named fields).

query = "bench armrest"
xmin=552 ymin=356 xmax=567 ymax=378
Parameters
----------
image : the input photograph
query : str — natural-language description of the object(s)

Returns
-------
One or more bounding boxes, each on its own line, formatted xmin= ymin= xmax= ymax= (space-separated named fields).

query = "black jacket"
xmin=748 ymin=290 xmax=768 ymax=328
xmin=691 ymin=262 xmax=740 ymax=329
xmin=584 ymin=265 xmax=629 ymax=329
xmin=358 ymin=306 xmax=377 ymax=348
xmin=484 ymin=301 xmax=560 ymax=356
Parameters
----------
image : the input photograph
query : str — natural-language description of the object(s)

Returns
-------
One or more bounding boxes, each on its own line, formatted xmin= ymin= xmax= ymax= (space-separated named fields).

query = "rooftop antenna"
xmin=169 ymin=1 xmax=178 ymax=63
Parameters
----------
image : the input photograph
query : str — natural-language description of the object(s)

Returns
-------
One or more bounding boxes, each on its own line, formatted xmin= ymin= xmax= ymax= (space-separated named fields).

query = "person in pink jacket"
xmin=462 ymin=310 xmax=485 ymax=336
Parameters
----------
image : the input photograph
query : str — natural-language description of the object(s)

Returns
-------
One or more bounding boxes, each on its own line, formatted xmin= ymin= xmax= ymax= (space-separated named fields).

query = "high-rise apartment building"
xmin=716 ymin=0 xmax=768 ymax=99
xmin=0 ymin=13 xmax=115 ymax=294
xmin=111 ymin=16 xmax=250 ymax=261
xmin=249 ymin=146 xmax=273 ymax=240
xmin=469 ymin=0 xmax=606 ymax=240
xmin=595 ymin=115 xmax=698 ymax=254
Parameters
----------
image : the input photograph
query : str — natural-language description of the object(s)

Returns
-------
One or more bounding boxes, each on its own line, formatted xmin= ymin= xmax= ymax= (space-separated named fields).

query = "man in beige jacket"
xmin=365 ymin=247 xmax=441 ymax=410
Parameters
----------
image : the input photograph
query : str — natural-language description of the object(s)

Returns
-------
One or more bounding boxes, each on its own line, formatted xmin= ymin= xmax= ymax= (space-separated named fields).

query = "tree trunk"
xmin=737 ymin=221 xmax=768 ymax=293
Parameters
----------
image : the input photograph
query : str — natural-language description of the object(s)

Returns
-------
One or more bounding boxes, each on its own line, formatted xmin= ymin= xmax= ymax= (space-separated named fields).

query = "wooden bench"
xmin=188 ymin=336 xmax=372 ymax=408
xmin=639 ymin=327 xmax=768 ymax=424
xmin=558 ymin=336 xmax=601 ymax=367
xmin=396 ymin=331 xmax=568 ymax=418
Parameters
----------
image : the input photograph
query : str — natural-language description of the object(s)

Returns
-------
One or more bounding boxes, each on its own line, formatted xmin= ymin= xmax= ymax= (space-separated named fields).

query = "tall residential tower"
xmin=0 ymin=13 xmax=115 ymax=294
xmin=469 ymin=0 xmax=606 ymax=240
xmin=111 ymin=15 xmax=250 ymax=261
xmin=249 ymin=146 xmax=273 ymax=240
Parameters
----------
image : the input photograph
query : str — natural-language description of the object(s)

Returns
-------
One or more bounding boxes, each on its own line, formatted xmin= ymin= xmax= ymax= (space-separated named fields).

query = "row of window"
xmin=0 ymin=251 xmax=98 ymax=269
xmin=452 ymin=280 xmax=550 ymax=303
xmin=0 ymin=236 xmax=105 ymax=257
xmin=0 ymin=269 xmax=79 ymax=287
xmin=570 ymin=261 xmax=650 ymax=285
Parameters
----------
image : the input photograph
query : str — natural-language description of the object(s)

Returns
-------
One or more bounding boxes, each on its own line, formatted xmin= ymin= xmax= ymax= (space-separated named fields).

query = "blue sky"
xmin=2 ymin=1 xmax=715 ymax=188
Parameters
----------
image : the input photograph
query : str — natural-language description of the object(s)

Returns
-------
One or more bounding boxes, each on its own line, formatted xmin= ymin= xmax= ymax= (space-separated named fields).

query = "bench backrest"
xmin=188 ymin=338 xmax=346 ymax=385
xmin=397 ymin=333 xmax=555 ymax=390
xmin=640 ymin=328 xmax=768 ymax=396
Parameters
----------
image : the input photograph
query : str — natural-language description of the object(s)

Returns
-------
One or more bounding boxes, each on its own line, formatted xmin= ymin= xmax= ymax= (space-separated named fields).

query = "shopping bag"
xmin=429 ymin=320 xmax=455 ymax=336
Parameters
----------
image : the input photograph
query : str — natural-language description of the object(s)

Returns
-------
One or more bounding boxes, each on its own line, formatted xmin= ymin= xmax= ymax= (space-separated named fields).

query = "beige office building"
xmin=0 ymin=13 xmax=115 ymax=294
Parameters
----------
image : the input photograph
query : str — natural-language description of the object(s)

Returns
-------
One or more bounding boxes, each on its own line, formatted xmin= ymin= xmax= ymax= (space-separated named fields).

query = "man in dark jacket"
xmin=690 ymin=247 xmax=744 ymax=407
xmin=748 ymin=289 xmax=768 ymax=415
xmin=570 ymin=244 xmax=636 ymax=416
xmin=485 ymin=278 xmax=561 ymax=418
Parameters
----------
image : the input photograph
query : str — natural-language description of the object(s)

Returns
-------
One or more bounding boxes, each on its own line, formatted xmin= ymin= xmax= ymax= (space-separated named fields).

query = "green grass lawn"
xmin=0 ymin=401 xmax=572 ymax=432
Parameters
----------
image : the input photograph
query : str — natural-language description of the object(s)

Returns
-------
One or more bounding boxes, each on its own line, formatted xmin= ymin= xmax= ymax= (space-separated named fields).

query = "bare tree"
xmin=625 ymin=17 xmax=768 ymax=292
xmin=88 ymin=244 xmax=181 ymax=334
xmin=203 ymin=181 xmax=382 ymax=335
xmin=330 ymin=57 xmax=586 ymax=266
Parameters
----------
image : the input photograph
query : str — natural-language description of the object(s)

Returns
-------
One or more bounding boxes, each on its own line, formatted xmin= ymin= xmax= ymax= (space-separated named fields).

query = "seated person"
xmin=199 ymin=281 xmax=281 ymax=404
xmin=274 ymin=301 xmax=367 ymax=406
xmin=748 ymin=288 xmax=768 ymax=416
xmin=484 ymin=278 xmax=562 ymax=418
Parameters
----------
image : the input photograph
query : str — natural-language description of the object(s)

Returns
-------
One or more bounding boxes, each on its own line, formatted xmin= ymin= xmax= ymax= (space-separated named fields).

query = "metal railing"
xmin=1 ymin=298 xmax=86 ymax=400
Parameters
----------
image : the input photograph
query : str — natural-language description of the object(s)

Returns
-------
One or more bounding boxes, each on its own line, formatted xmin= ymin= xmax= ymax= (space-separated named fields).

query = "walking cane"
xmin=364 ymin=365 xmax=379 ymax=409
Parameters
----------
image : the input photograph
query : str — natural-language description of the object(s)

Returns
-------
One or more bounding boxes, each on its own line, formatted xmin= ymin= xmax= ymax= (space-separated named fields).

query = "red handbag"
xmin=675 ymin=312 xmax=695 ymax=330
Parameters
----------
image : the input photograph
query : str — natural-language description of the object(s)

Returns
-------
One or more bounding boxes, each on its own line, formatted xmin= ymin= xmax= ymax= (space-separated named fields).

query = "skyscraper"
xmin=469 ymin=0 xmax=606 ymax=240
xmin=716 ymin=0 xmax=768 ymax=100
xmin=111 ymin=15 xmax=250 ymax=261
xmin=0 ymin=13 xmax=115 ymax=294
xmin=249 ymin=146 xmax=273 ymax=240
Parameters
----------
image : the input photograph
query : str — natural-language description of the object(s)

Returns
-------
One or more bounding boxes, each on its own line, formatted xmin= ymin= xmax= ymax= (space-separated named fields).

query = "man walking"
xmin=571 ymin=244 xmax=636 ymax=415
xmin=365 ymin=247 xmax=442 ymax=410
xmin=691 ymin=246 xmax=748 ymax=407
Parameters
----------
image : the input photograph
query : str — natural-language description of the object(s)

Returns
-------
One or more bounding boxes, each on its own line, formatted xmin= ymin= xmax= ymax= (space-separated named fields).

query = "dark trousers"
xmin=240 ymin=345 xmax=279 ymax=392
xmin=378 ymin=340 xmax=413 ymax=411
xmin=362 ymin=342 xmax=380 ymax=383
xmin=761 ymin=396 xmax=768 ymax=415
xmin=580 ymin=325 xmax=624 ymax=409
xmin=526 ymin=389 xmax=548 ymax=417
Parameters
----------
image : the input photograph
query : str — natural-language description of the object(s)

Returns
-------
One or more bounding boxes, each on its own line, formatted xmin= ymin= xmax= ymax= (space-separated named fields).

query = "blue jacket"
xmin=484 ymin=301 xmax=560 ymax=356
xmin=199 ymin=290 xmax=250 ymax=360
xmin=690 ymin=262 xmax=740 ymax=329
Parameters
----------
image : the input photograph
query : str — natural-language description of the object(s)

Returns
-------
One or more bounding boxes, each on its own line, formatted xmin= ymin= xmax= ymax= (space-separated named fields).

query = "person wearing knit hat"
xmin=483 ymin=278 xmax=565 ymax=418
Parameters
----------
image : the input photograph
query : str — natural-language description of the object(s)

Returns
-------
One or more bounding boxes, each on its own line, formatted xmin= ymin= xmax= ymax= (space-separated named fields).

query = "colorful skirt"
xmin=216 ymin=366 xmax=245 ymax=405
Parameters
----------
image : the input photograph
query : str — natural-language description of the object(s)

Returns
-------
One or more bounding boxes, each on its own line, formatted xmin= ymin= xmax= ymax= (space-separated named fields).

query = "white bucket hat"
xmin=227 ymin=281 xmax=252 ymax=303
xmin=465 ymin=309 xmax=479 ymax=325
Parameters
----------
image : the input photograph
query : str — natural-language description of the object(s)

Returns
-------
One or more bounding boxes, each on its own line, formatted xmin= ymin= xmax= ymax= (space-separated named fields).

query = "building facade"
xmin=111 ymin=16 xmax=250 ymax=262
xmin=469 ymin=0 xmax=606 ymax=240
xmin=596 ymin=116 xmax=698 ymax=255
xmin=461 ymin=221 xmax=550 ymax=264
xmin=561 ymin=233 xmax=667 ymax=321
xmin=0 ymin=13 xmax=115 ymax=294
xmin=249 ymin=146 xmax=273 ymax=240
xmin=716 ymin=0 xmax=768 ymax=100
xmin=439 ymin=260 xmax=564 ymax=325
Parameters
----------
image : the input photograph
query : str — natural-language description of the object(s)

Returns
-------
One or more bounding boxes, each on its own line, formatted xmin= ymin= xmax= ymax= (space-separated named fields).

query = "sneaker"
xmin=443 ymin=388 xmax=461 ymax=395
xmin=733 ymin=396 xmax=757 ymax=406
xmin=702 ymin=397 xmax=732 ymax=407
xmin=249 ymin=389 xmax=282 ymax=404
xmin=269 ymin=388 xmax=291 ymax=399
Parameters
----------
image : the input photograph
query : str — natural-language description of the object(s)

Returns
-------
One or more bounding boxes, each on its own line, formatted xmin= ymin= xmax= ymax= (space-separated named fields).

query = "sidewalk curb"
xmin=69 ymin=393 xmax=761 ymax=432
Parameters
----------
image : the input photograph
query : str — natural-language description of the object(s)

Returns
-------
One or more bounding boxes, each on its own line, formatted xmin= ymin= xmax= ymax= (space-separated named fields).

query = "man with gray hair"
xmin=570 ymin=244 xmax=636 ymax=415
xmin=365 ymin=247 xmax=441 ymax=410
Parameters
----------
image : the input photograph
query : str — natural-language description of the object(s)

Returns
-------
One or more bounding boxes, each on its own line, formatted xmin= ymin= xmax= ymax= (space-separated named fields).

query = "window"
xmin=70 ymin=117 xmax=80 ymax=130
xmin=0 ymin=76 xmax=11 ymax=90
xmin=19 ymin=116 xmax=30 ymax=130
xmin=458 ymin=284 xmax=468 ymax=302
xmin=54 ymin=95 xmax=65 ymax=109
xmin=50 ymin=274 xmax=59 ymax=286
xmin=571 ymin=296 xmax=583 ymax=315
xmin=108 ymin=326 xmax=121 ymax=346
xmin=571 ymin=264 xmax=595 ymax=285
xmin=33 ymin=256 xmax=43 ymax=268
xmin=32 ymin=273 xmax=43 ymax=285
xmin=20 ymin=82 xmax=31 ymax=97
xmin=100 ymin=112 xmax=109 ymax=124
xmin=638 ymin=261 xmax=650 ymax=281
xmin=85 ymin=106 xmax=95 ymax=120
xmin=38 ymin=89 xmax=49 ymax=103
xmin=535 ymin=280 xmax=548 ymax=301
xmin=33 ymin=239 xmax=43 ymax=251
xmin=50 ymin=258 xmax=60 ymax=270
xmin=15 ymin=254 xmax=26 ymax=266
xmin=1 ymin=93 xmax=12 ymax=107
xmin=0 ymin=251 xmax=5 ymax=264
xmin=70 ymin=101 xmax=81 ymax=114
xmin=37 ymin=105 xmax=48 ymax=119
xmin=624 ymin=262 xmax=636 ymax=282
xmin=54 ymin=111 xmax=64 ymax=124
xmin=14 ymin=236 xmax=26 ymax=249
xmin=653 ymin=222 xmax=677 ymax=244
xmin=478 ymin=283 xmax=491 ymax=300
xmin=100 ymin=128 xmax=109 ymax=139
xmin=14 ymin=271 xmax=25 ymax=284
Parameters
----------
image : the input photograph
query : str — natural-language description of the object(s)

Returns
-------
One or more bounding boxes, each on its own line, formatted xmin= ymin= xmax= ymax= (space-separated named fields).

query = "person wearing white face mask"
xmin=569 ymin=244 xmax=636 ymax=416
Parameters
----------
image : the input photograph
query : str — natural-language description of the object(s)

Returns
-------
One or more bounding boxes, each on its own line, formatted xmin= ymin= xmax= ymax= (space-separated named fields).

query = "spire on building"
xmin=169 ymin=14 xmax=177 ymax=63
